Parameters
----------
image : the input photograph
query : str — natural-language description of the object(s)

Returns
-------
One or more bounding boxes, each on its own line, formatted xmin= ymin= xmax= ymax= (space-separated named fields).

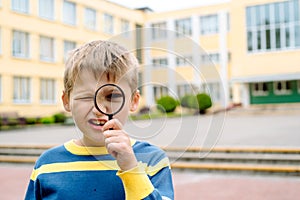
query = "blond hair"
xmin=64 ymin=40 xmax=139 ymax=97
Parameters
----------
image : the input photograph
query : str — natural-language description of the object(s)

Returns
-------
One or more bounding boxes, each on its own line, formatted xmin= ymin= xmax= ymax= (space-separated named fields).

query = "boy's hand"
xmin=103 ymin=119 xmax=138 ymax=171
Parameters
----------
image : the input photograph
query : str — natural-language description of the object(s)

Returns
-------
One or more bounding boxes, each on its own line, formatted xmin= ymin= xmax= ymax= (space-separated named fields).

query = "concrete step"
xmin=167 ymin=152 xmax=300 ymax=165
xmin=0 ymin=155 xmax=38 ymax=163
xmin=0 ymin=144 xmax=52 ymax=164
xmin=164 ymin=146 xmax=300 ymax=176
xmin=1 ymin=144 xmax=300 ymax=175
xmin=171 ymin=162 xmax=300 ymax=176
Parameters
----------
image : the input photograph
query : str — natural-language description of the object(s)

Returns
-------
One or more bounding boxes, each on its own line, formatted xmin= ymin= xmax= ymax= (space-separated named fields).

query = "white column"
xmin=219 ymin=10 xmax=229 ymax=108
xmin=166 ymin=19 xmax=177 ymax=97
xmin=191 ymin=14 xmax=201 ymax=88
xmin=241 ymin=83 xmax=250 ymax=107
xmin=143 ymin=24 xmax=154 ymax=106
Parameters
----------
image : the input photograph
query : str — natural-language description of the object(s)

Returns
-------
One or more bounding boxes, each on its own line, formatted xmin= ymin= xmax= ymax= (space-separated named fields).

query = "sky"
xmin=108 ymin=0 xmax=229 ymax=12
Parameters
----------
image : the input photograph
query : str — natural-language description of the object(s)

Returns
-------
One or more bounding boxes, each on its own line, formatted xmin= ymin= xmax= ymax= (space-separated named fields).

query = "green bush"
xmin=25 ymin=117 xmax=37 ymax=125
xmin=196 ymin=93 xmax=212 ymax=113
xmin=40 ymin=116 xmax=55 ymax=124
xmin=5 ymin=118 xmax=18 ymax=126
xmin=156 ymin=96 xmax=178 ymax=113
xmin=53 ymin=113 xmax=66 ymax=123
xmin=180 ymin=94 xmax=198 ymax=109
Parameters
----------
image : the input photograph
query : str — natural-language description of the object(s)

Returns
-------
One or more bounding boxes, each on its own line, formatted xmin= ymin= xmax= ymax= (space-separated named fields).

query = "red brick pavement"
xmin=1 ymin=165 xmax=300 ymax=200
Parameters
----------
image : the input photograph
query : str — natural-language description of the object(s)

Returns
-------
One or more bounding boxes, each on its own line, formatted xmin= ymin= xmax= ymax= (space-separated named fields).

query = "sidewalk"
xmin=1 ymin=164 xmax=300 ymax=200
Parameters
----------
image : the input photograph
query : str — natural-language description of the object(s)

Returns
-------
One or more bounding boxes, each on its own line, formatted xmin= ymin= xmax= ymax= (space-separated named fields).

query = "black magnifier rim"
xmin=94 ymin=83 xmax=126 ymax=117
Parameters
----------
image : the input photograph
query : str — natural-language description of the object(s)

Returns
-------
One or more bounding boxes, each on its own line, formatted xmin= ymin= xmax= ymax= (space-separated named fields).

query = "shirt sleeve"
xmin=24 ymin=172 xmax=42 ymax=200
xmin=117 ymin=160 xmax=174 ymax=200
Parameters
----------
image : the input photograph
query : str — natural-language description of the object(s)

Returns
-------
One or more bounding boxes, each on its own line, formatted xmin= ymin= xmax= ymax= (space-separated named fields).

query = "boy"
xmin=25 ymin=40 xmax=174 ymax=199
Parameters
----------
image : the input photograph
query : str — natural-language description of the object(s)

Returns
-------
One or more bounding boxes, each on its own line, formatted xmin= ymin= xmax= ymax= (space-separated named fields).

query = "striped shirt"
xmin=25 ymin=139 xmax=174 ymax=200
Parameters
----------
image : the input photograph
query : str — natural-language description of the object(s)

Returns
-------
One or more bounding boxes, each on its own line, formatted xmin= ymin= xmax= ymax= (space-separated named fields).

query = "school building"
xmin=0 ymin=0 xmax=300 ymax=117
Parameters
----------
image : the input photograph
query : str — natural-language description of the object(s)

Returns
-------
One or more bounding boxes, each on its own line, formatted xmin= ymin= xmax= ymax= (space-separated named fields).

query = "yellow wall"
xmin=1 ymin=0 xmax=300 ymax=117
xmin=0 ymin=0 xmax=144 ymax=117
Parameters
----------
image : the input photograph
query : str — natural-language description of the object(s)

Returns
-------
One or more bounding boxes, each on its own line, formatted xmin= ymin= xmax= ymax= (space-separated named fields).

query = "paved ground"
xmin=1 ymin=111 xmax=300 ymax=149
xmin=0 ymin=109 xmax=300 ymax=199
xmin=1 ymin=164 xmax=300 ymax=200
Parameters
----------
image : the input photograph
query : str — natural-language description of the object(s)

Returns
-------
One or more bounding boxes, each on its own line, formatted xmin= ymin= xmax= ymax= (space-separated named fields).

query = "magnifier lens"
xmin=94 ymin=84 xmax=125 ymax=120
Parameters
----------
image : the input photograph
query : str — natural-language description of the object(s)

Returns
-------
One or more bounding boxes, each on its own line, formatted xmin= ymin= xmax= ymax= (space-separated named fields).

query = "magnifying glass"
xmin=94 ymin=83 xmax=125 ymax=121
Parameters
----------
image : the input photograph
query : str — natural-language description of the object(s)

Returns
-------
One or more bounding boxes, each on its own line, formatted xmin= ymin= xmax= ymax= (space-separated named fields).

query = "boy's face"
xmin=62 ymin=69 xmax=139 ymax=146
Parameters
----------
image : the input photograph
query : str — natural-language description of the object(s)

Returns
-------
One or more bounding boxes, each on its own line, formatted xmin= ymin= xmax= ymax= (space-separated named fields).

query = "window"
xmin=176 ymin=56 xmax=192 ymax=66
xmin=40 ymin=78 xmax=56 ymax=104
xmin=152 ymin=58 xmax=168 ymax=67
xmin=84 ymin=8 xmax=96 ymax=30
xmin=121 ymin=19 xmax=130 ymax=37
xmin=201 ymin=53 xmax=220 ymax=65
xmin=103 ymin=13 xmax=114 ymax=34
xmin=151 ymin=22 xmax=167 ymax=40
xmin=64 ymin=40 xmax=76 ymax=61
xmin=177 ymin=84 xmax=194 ymax=98
xmin=39 ymin=0 xmax=54 ymax=20
xmin=246 ymin=0 xmax=300 ymax=52
xmin=200 ymin=14 xmax=219 ymax=35
xmin=11 ymin=0 xmax=29 ymax=13
xmin=207 ymin=82 xmax=221 ymax=103
xmin=12 ymin=30 xmax=30 ymax=58
xmin=274 ymin=81 xmax=292 ymax=95
xmin=175 ymin=18 xmax=192 ymax=37
xmin=13 ymin=76 xmax=31 ymax=103
xmin=252 ymin=82 xmax=269 ymax=96
xmin=63 ymin=0 xmax=76 ymax=25
xmin=40 ymin=36 xmax=54 ymax=62
xmin=153 ymin=86 xmax=168 ymax=100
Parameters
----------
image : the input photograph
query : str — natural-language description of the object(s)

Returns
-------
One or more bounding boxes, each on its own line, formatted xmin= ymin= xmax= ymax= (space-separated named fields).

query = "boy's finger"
xmin=103 ymin=119 xmax=123 ymax=130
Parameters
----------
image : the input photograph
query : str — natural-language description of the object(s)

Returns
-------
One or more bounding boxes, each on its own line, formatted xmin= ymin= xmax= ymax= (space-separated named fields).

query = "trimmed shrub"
xmin=196 ymin=93 xmax=212 ymax=113
xmin=53 ymin=113 xmax=66 ymax=123
xmin=25 ymin=117 xmax=37 ymax=125
xmin=180 ymin=94 xmax=198 ymax=109
xmin=40 ymin=116 xmax=55 ymax=124
xmin=156 ymin=96 xmax=178 ymax=113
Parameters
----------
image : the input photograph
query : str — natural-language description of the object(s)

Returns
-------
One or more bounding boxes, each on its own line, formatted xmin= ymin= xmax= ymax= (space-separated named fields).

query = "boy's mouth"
xmin=89 ymin=119 xmax=107 ymax=126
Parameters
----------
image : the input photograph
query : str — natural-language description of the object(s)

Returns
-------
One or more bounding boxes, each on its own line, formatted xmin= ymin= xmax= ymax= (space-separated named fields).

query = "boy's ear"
xmin=62 ymin=91 xmax=71 ymax=112
xmin=130 ymin=90 xmax=140 ymax=112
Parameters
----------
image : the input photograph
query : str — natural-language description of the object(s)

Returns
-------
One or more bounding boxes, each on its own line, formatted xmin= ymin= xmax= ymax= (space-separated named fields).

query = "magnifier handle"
xmin=108 ymin=115 xmax=113 ymax=130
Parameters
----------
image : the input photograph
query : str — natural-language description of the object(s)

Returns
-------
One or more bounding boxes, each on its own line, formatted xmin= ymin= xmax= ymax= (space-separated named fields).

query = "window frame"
xmin=11 ymin=0 xmax=29 ymax=14
xmin=200 ymin=14 xmax=219 ymax=35
xmin=175 ymin=18 xmax=192 ymax=37
xmin=84 ymin=7 xmax=97 ymax=30
xmin=252 ymin=82 xmax=269 ymax=96
xmin=151 ymin=22 xmax=167 ymax=40
xmin=273 ymin=80 xmax=293 ymax=95
xmin=13 ymin=76 xmax=31 ymax=104
xmin=246 ymin=0 xmax=300 ymax=53
xmin=40 ymin=35 xmax=55 ymax=62
xmin=40 ymin=78 xmax=56 ymax=104
xmin=39 ymin=0 xmax=54 ymax=20
xmin=103 ymin=13 xmax=114 ymax=34
xmin=63 ymin=0 xmax=76 ymax=26
xmin=12 ymin=30 xmax=30 ymax=58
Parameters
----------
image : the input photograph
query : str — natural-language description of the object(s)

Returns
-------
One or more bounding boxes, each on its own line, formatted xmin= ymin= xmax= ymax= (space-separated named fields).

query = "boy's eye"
xmin=105 ymin=93 xmax=123 ymax=101
xmin=75 ymin=97 xmax=93 ymax=101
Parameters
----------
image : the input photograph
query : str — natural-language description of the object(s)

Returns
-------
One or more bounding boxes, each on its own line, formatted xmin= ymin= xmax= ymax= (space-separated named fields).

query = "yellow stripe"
xmin=31 ymin=160 xmax=119 ymax=181
xmin=64 ymin=139 xmax=136 ymax=155
xmin=146 ymin=157 xmax=170 ymax=176
xmin=30 ymin=157 xmax=170 ymax=181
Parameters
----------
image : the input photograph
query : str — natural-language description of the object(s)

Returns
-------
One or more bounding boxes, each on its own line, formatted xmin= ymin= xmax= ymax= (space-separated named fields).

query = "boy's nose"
xmin=92 ymin=104 xmax=106 ymax=116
